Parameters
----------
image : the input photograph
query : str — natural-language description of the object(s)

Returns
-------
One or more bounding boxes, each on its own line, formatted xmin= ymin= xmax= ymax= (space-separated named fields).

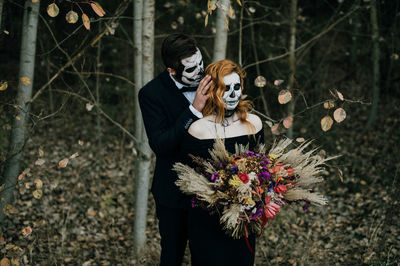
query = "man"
xmin=138 ymin=34 xmax=213 ymax=265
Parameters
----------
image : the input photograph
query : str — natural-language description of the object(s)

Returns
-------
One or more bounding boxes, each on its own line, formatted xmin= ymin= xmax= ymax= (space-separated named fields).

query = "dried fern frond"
xmin=209 ymin=138 xmax=229 ymax=163
xmin=220 ymin=204 xmax=241 ymax=231
xmin=173 ymin=163 xmax=215 ymax=204
xmin=283 ymin=188 xmax=328 ymax=205
xmin=269 ymin=138 xmax=293 ymax=156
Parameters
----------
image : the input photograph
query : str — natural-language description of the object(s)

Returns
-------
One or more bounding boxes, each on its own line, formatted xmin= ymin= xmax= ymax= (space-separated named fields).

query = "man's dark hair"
xmin=161 ymin=34 xmax=197 ymax=70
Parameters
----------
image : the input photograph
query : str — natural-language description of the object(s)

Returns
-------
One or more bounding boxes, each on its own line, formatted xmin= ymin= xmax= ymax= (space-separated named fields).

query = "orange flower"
xmin=274 ymin=184 xmax=287 ymax=194
xmin=287 ymin=168 xmax=295 ymax=176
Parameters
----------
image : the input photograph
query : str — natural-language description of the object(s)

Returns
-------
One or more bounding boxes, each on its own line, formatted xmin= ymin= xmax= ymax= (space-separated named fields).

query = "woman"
xmin=179 ymin=59 xmax=264 ymax=266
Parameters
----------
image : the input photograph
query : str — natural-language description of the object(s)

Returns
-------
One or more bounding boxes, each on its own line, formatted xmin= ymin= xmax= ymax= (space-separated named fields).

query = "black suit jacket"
xmin=138 ymin=70 xmax=199 ymax=208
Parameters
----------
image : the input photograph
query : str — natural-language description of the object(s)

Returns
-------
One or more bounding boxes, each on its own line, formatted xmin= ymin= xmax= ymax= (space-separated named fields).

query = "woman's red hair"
xmin=203 ymin=59 xmax=253 ymax=130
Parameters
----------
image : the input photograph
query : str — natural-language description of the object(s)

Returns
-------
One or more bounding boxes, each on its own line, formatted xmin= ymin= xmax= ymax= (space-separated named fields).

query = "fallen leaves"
xmin=58 ymin=158 xmax=69 ymax=168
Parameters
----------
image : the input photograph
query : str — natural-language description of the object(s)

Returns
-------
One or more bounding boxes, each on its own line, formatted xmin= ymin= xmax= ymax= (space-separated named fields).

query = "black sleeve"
xmin=138 ymin=88 xmax=198 ymax=157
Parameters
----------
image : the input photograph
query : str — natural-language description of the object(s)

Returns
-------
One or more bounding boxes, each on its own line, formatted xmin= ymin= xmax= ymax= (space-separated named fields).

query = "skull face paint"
xmin=222 ymin=72 xmax=242 ymax=110
xmin=176 ymin=48 xmax=204 ymax=86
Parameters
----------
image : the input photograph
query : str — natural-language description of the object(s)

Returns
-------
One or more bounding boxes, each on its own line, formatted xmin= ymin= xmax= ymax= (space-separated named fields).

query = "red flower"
xmin=238 ymin=173 xmax=249 ymax=184
xmin=265 ymin=196 xmax=271 ymax=204
xmin=274 ymin=184 xmax=288 ymax=194
xmin=287 ymin=168 xmax=295 ymax=176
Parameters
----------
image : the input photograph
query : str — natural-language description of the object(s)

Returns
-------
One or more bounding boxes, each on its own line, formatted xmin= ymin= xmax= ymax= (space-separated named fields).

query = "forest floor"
xmin=1 ymin=98 xmax=399 ymax=265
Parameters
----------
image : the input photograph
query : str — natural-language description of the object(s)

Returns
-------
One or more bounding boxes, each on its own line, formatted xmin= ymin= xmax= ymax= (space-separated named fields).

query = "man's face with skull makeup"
xmin=175 ymin=48 xmax=204 ymax=86
xmin=222 ymin=72 xmax=242 ymax=110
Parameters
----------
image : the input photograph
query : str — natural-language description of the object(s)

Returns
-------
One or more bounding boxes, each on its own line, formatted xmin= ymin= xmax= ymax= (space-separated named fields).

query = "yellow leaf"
xmin=333 ymin=107 xmax=346 ymax=123
xmin=11 ymin=258 xmax=20 ymax=266
xmin=69 ymin=152 xmax=79 ymax=159
xmin=3 ymin=30 xmax=9 ymax=35
xmin=0 ymin=258 xmax=10 ymax=266
xmin=0 ymin=81 xmax=8 ymax=91
xmin=34 ymin=179 xmax=43 ymax=189
xmin=66 ymin=11 xmax=79 ymax=24
xmin=321 ymin=115 xmax=333 ymax=131
xmin=21 ymin=77 xmax=31 ymax=85
xmin=336 ymin=89 xmax=344 ymax=100
xmin=31 ymin=0 xmax=39 ymax=3
xmin=274 ymin=79 xmax=284 ymax=86
xmin=58 ymin=158 xmax=69 ymax=168
xmin=237 ymin=0 xmax=242 ymax=6
xmin=323 ymin=99 xmax=335 ymax=109
xmin=254 ymin=76 xmax=266 ymax=88
xmin=338 ymin=168 xmax=344 ymax=182
xmin=21 ymin=226 xmax=32 ymax=237
xmin=15 ymin=116 xmax=20 ymax=121
xmin=33 ymin=189 xmax=43 ymax=199
xmin=90 ymin=2 xmax=106 ymax=17
xmin=0 ymin=184 xmax=5 ymax=192
xmin=296 ymin=137 xmax=305 ymax=142
xmin=283 ymin=116 xmax=293 ymax=129
xmin=271 ymin=124 xmax=280 ymax=135
xmin=35 ymin=158 xmax=45 ymax=166
xmin=47 ymin=3 xmax=59 ymax=17
xmin=82 ymin=13 xmax=90 ymax=30
xmin=229 ymin=5 xmax=235 ymax=19
xmin=205 ymin=14 xmax=208 ymax=27
xmin=3 ymin=204 xmax=18 ymax=215
xmin=225 ymin=17 xmax=229 ymax=30
xmin=278 ymin=90 xmax=292 ymax=104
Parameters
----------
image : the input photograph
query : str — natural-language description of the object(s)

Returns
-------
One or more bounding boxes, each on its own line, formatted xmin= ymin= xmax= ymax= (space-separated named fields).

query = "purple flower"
xmin=231 ymin=165 xmax=239 ymax=174
xmin=191 ymin=197 xmax=196 ymax=208
xmin=210 ymin=172 xmax=219 ymax=182
xmin=258 ymin=171 xmax=271 ymax=180
xmin=245 ymin=151 xmax=255 ymax=157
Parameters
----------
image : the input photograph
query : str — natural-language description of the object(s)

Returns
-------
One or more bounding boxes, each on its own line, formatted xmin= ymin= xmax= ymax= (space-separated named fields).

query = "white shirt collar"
xmin=169 ymin=73 xmax=185 ymax=89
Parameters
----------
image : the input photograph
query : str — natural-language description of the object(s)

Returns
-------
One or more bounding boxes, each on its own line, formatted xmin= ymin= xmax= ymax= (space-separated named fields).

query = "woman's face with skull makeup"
xmin=175 ymin=48 xmax=204 ymax=86
xmin=222 ymin=72 xmax=242 ymax=110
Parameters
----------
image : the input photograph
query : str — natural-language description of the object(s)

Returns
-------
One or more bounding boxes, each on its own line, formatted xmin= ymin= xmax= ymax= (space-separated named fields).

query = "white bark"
xmin=133 ymin=0 xmax=143 ymax=138
xmin=213 ymin=0 xmax=229 ymax=61
xmin=133 ymin=0 xmax=154 ymax=258
xmin=0 ymin=0 xmax=40 ymax=222
xmin=287 ymin=0 xmax=297 ymax=139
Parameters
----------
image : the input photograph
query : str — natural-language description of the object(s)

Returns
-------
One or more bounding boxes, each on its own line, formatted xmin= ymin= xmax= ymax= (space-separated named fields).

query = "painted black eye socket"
xmin=185 ymin=66 xmax=196 ymax=73
xmin=225 ymin=85 xmax=231 ymax=91
xmin=234 ymin=83 xmax=241 ymax=90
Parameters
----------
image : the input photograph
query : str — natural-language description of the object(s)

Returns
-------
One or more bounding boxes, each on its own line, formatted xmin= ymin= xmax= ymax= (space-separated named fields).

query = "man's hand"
xmin=192 ymin=75 xmax=213 ymax=113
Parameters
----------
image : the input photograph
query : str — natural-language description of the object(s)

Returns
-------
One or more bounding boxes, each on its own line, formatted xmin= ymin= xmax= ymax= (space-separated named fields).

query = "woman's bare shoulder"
xmin=247 ymin=113 xmax=263 ymax=132
xmin=188 ymin=118 xmax=211 ymax=139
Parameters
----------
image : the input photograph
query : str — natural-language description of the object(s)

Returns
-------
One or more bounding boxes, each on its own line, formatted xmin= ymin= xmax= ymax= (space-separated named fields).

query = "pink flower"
xmin=264 ymin=202 xmax=280 ymax=219
xmin=274 ymin=184 xmax=288 ymax=194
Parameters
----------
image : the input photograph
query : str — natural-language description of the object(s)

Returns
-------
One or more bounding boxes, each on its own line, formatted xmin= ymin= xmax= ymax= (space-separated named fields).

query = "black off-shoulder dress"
xmin=178 ymin=128 xmax=264 ymax=266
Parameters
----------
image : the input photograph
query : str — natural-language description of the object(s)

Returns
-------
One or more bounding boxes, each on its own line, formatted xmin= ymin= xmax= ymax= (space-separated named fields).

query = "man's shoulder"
xmin=139 ymin=71 xmax=168 ymax=98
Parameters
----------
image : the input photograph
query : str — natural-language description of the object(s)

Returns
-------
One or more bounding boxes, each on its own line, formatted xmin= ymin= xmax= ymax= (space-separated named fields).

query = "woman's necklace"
xmin=208 ymin=111 xmax=239 ymax=138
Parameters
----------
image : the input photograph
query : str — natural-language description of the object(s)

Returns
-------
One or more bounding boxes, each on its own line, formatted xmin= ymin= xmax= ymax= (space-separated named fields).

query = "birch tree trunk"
xmin=0 ymin=0 xmax=40 ymax=223
xmin=287 ymin=0 xmax=297 ymax=139
xmin=366 ymin=0 xmax=380 ymax=128
xmin=213 ymin=0 xmax=229 ymax=61
xmin=133 ymin=0 xmax=154 ymax=258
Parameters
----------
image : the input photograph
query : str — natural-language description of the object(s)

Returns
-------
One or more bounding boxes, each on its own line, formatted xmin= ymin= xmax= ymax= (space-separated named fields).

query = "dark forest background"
xmin=0 ymin=0 xmax=399 ymax=265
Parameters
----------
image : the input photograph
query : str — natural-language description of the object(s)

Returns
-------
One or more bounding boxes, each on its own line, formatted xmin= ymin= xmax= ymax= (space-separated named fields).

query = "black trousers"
xmin=188 ymin=207 xmax=256 ymax=266
xmin=155 ymin=203 xmax=189 ymax=266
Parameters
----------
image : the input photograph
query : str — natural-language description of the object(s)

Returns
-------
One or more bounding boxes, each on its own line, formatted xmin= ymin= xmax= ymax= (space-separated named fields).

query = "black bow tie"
xmin=180 ymin=86 xmax=198 ymax=93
